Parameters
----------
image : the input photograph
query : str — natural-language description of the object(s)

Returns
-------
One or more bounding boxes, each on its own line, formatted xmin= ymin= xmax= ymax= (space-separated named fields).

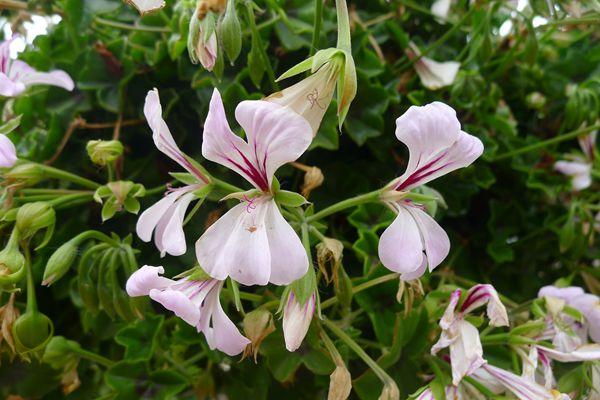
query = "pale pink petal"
xmin=415 ymin=388 xmax=435 ymax=400
xmin=235 ymin=98 xmax=312 ymax=189
xmin=570 ymin=293 xmax=600 ymax=343
xmin=461 ymin=284 xmax=509 ymax=327
xmin=264 ymin=200 xmax=308 ymax=285
xmin=149 ymin=287 xmax=201 ymax=326
xmin=440 ymin=289 xmax=462 ymax=330
xmin=0 ymin=38 xmax=12 ymax=73
xmin=125 ymin=265 xmax=175 ymax=297
xmin=283 ymin=292 xmax=315 ymax=351
xmin=394 ymin=102 xmax=483 ymax=191
xmin=578 ymin=131 xmax=596 ymax=160
xmin=0 ymin=133 xmax=17 ymax=167
xmin=0 ymin=72 xmax=25 ymax=97
xmin=158 ymin=192 xmax=195 ymax=257
xmin=481 ymin=364 xmax=559 ymax=400
xmin=408 ymin=43 xmax=459 ymax=90
xmin=538 ymin=286 xmax=585 ymax=303
xmin=144 ymin=89 xmax=208 ymax=181
xmin=136 ymin=191 xmax=180 ymax=242
xmin=378 ymin=205 xmax=424 ymax=276
xmin=17 ymin=67 xmax=74 ymax=91
xmin=405 ymin=204 xmax=450 ymax=272
xmin=431 ymin=0 xmax=451 ymax=20
xmin=554 ymin=160 xmax=592 ymax=190
xmin=538 ymin=344 xmax=600 ymax=362
xmin=195 ymin=199 xmax=271 ymax=286
xmin=203 ymin=290 xmax=251 ymax=356
xmin=449 ymin=320 xmax=485 ymax=385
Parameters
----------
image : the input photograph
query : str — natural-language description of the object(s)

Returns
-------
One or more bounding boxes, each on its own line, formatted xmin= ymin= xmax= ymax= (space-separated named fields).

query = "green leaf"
xmin=115 ymin=314 xmax=164 ymax=361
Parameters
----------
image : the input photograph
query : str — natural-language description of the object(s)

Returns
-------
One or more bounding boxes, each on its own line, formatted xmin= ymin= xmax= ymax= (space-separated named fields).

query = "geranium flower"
xmin=431 ymin=284 xmax=509 ymax=385
xmin=0 ymin=37 xmax=74 ymax=97
xmin=136 ymin=89 xmax=211 ymax=257
xmin=406 ymin=42 xmax=460 ymax=90
xmin=554 ymin=131 xmax=596 ymax=191
xmin=126 ymin=265 xmax=250 ymax=356
xmin=195 ymin=89 xmax=312 ymax=286
xmin=378 ymin=102 xmax=483 ymax=280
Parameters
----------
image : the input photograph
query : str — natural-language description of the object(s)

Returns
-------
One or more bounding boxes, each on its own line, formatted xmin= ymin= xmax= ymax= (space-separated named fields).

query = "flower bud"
xmin=282 ymin=291 xmax=316 ymax=352
xmin=15 ymin=202 xmax=55 ymax=247
xmin=0 ymin=229 xmax=25 ymax=286
xmin=86 ymin=139 xmax=123 ymax=166
xmin=0 ymin=293 xmax=19 ymax=355
xmin=3 ymin=162 xmax=45 ymax=186
xmin=328 ymin=364 xmax=352 ymax=400
xmin=292 ymin=162 xmax=324 ymax=198
xmin=316 ymin=237 xmax=343 ymax=284
xmin=188 ymin=5 xmax=219 ymax=71
xmin=219 ymin=0 xmax=241 ymax=64
xmin=12 ymin=310 xmax=53 ymax=356
xmin=526 ymin=92 xmax=547 ymax=110
xmin=242 ymin=308 xmax=275 ymax=362
xmin=42 ymin=239 xmax=79 ymax=286
xmin=379 ymin=382 xmax=400 ymax=400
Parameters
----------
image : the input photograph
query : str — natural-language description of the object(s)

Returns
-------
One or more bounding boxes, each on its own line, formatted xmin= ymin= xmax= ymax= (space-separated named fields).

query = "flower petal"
xmin=0 ymin=133 xmax=17 ymax=167
xmin=283 ymin=293 xmax=315 ymax=351
xmin=127 ymin=0 xmax=165 ymax=14
xmin=264 ymin=200 xmax=308 ymax=285
xmin=570 ymin=293 xmax=600 ymax=343
xmin=394 ymin=102 xmax=483 ymax=191
xmin=405 ymin=204 xmax=450 ymax=272
xmin=149 ymin=287 xmax=201 ymax=326
xmin=136 ymin=191 xmax=180 ymax=242
xmin=449 ymin=320 xmax=485 ymax=385
xmin=431 ymin=0 xmax=451 ymax=20
xmin=125 ymin=265 xmax=174 ymax=297
xmin=480 ymin=364 xmax=559 ymax=400
xmin=0 ymin=72 xmax=25 ymax=97
xmin=554 ymin=160 xmax=592 ymax=190
xmin=16 ymin=64 xmax=74 ymax=92
xmin=538 ymin=344 xmax=600 ymax=362
xmin=538 ymin=286 xmax=585 ymax=303
xmin=197 ymin=29 xmax=217 ymax=71
xmin=157 ymin=192 xmax=195 ymax=257
xmin=378 ymin=205 xmax=424 ymax=276
xmin=195 ymin=199 xmax=271 ymax=286
xmin=461 ymin=284 xmax=509 ymax=327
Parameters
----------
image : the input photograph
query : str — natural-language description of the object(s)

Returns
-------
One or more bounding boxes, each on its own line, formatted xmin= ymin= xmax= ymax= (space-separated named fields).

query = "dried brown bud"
xmin=316 ymin=237 xmax=344 ymax=284
xmin=291 ymin=162 xmax=324 ymax=198
xmin=328 ymin=365 xmax=352 ymax=400
xmin=197 ymin=0 xmax=227 ymax=19
xmin=242 ymin=308 xmax=275 ymax=362
xmin=0 ymin=293 xmax=20 ymax=357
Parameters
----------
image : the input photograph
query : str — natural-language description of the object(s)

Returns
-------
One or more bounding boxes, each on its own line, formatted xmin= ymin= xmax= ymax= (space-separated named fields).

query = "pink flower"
xmin=554 ymin=131 xmax=596 ymax=191
xmin=195 ymin=89 xmax=312 ymax=286
xmin=136 ymin=89 xmax=210 ymax=257
xmin=378 ymin=102 xmax=483 ymax=280
xmin=0 ymin=37 xmax=74 ymax=97
xmin=126 ymin=265 xmax=250 ymax=356
xmin=282 ymin=292 xmax=316 ymax=352
xmin=0 ymin=133 xmax=17 ymax=168
xmin=431 ymin=285 xmax=508 ymax=385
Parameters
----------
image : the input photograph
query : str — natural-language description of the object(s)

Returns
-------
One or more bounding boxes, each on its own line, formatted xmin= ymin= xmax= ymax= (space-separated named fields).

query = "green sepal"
xmin=274 ymin=190 xmax=308 ymax=208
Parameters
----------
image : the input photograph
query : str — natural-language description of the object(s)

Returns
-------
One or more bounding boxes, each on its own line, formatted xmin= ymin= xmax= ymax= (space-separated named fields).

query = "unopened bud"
xmin=282 ymin=292 xmax=316 ymax=352
xmin=86 ymin=140 xmax=123 ymax=166
xmin=43 ymin=239 xmax=79 ymax=286
xmin=15 ymin=202 xmax=55 ymax=247
xmin=13 ymin=310 xmax=53 ymax=355
xmin=4 ymin=162 xmax=45 ymax=186
xmin=292 ymin=162 xmax=324 ymax=198
xmin=242 ymin=308 xmax=275 ymax=362
xmin=0 ymin=229 xmax=25 ymax=286
xmin=379 ymin=382 xmax=400 ymax=400
xmin=328 ymin=365 xmax=352 ymax=400
xmin=526 ymin=92 xmax=546 ymax=110
xmin=188 ymin=8 xmax=218 ymax=71
xmin=219 ymin=0 xmax=241 ymax=64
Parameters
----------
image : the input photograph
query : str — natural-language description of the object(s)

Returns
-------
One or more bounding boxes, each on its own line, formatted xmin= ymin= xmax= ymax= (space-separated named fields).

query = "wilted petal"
xmin=266 ymin=61 xmax=338 ymax=136
xmin=283 ymin=292 xmax=316 ymax=351
xmin=0 ymin=133 xmax=17 ymax=167
xmin=144 ymin=89 xmax=208 ymax=181
xmin=264 ymin=200 xmax=308 ymax=285
xmin=126 ymin=0 xmax=165 ymax=14
xmin=409 ymin=43 xmax=459 ymax=90
xmin=554 ymin=160 xmax=592 ymax=191
xmin=125 ymin=265 xmax=175 ymax=297
xmin=202 ymin=89 xmax=312 ymax=191
xmin=394 ymin=102 xmax=483 ymax=191
xmin=538 ymin=344 xmax=600 ymax=362
xmin=538 ymin=286 xmax=585 ymax=303
xmin=195 ymin=198 xmax=271 ymax=286
xmin=202 ymin=286 xmax=251 ymax=356
xmin=378 ymin=204 xmax=424 ymax=276
xmin=461 ymin=284 xmax=509 ymax=327
xmin=431 ymin=289 xmax=461 ymax=354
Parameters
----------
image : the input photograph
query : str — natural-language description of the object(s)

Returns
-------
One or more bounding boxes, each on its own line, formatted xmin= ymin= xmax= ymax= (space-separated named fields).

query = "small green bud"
xmin=12 ymin=310 xmax=54 ymax=355
xmin=4 ymin=162 xmax=45 ymax=186
xmin=0 ymin=229 xmax=26 ymax=286
xmin=86 ymin=140 xmax=123 ymax=166
xmin=218 ymin=0 xmax=241 ymax=64
xmin=42 ymin=239 xmax=79 ymax=286
xmin=526 ymin=92 xmax=547 ymax=110
xmin=16 ymin=202 xmax=55 ymax=247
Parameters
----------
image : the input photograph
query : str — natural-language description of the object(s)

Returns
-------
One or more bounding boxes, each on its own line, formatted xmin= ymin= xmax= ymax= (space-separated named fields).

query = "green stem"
xmin=94 ymin=17 xmax=170 ymax=33
xmin=212 ymin=178 xmax=244 ymax=193
xmin=322 ymin=316 xmax=395 ymax=385
xmin=310 ymin=0 xmax=323 ymax=56
xmin=74 ymin=347 xmax=115 ymax=368
xmin=38 ymin=163 xmax=101 ymax=189
xmin=306 ymin=189 xmax=383 ymax=222
xmin=321 ymin=273 xmax=398 ymax=309
xmin=23 ymin=244 xmax=37 ymax=313
xmin=244 ymin=0 xmax=277 ymax=90
xmin=493 ymin=124 xmax=600 ymax=161
xmin=335 ymin=0 xmax=352 ymax=52
xmin=48 ymin=193 xmax=94 ymax=208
